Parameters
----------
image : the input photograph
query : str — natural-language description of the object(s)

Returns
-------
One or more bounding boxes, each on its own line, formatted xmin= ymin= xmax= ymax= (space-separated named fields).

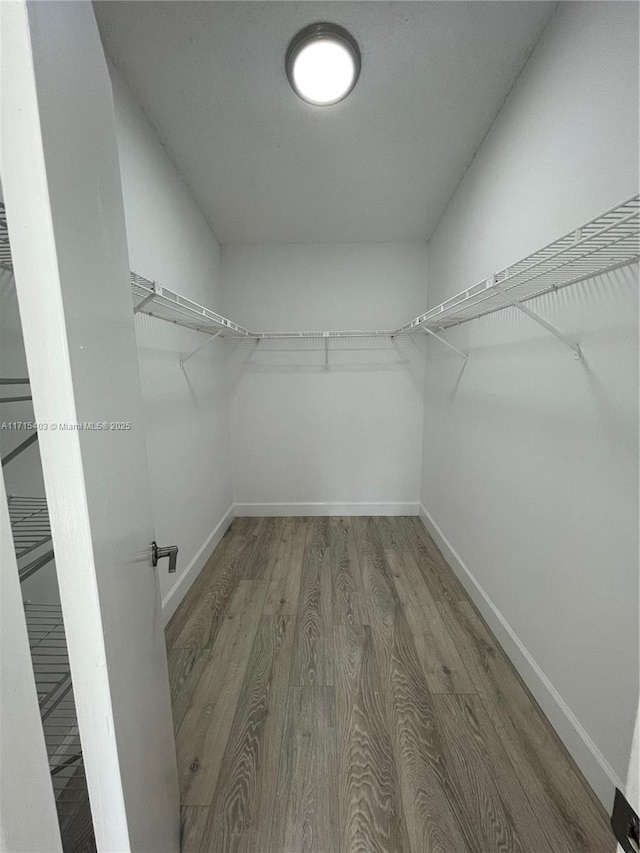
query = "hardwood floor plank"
xmin=333 ymin=621 xmax=411 ymax=853
xmin=171 ymin=530 xmax=262 ymax=654
xmin=291 ymin=518 xmax=333 ymax=686
xmin=180 ymin=807 xmax=210 ymax=852
xmin=329 ymin=517 xmax=368 ymax=627
xmin=165 ymin=523 xmax=235 ymax=651
xmin=202 ymin=615 xmax=296 ymax=853
xmin=167 ymin=645 xmax=210 ymax=735
xmin=242 ymin=516 xmax=284 ymax=580
xmin=232 ymin=516 xmax=264 ymax=539
xmin=437 ymin=598 xmax=614 ymax=852
xmin=430 ymin=693 xmax=530 ymax=853
xmin=358 ymin=519 xmax=476 ymax=853
xmin=385 ymin=548 xmax=475 ymax=694
xmin=264 ymin=519 xmax=307 ymax=616
xmin=393 ymin=516 xmax=468 ymax=604
xmin=176 ymin=580 xmax=268 ymax=806
xmin=269 ymin=686 xmax=338 ymax=853
xmin=434 ymin=694 xmax=555 ymax=853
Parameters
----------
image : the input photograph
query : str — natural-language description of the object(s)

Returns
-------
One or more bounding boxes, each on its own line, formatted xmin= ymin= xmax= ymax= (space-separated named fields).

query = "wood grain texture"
xmin=393 ymin=516 xmax=468 ymax=604
xmin=437 ymin=598 xmax=613 ymax=852
xmin=334 ymin=621 xmax=411 ymax=853
xmin=180 ymin=807 xmax=210 ymax=852
xmin=165 ymin=522 xmax=235 ymax=651
xmin=269 ymin=686 xmax=338 ymax=853
xmin=431 ymin=693 xmax=529 ymax=853
xmin=167 ymin=645 xmax=210 ymax=735
xmin=241 ymin=516 xmax=284 ymax=580
xmin=176 ymin=581 xmax=267 ymax=805
xmin=291 ymin=518 xmax=333 ymax=686
xmin=202 ymin=616 xmax=296 ymax=853
xmin=264 ymin=519 xmax=307 ymax=617
xmin=434 ymin=693 xmax=555 ymax=853
xmin=385 ymin=548 xmax=474 ymax=694
xmin=165 ymin=516 xmax=613 ymax=853
xmin=171 ymin=528 xmax=264 ymax=654
xmin=329 ymin=516 xmax=368 ymax=627
xmin=357 ymin=518 xmax=476 ymax=853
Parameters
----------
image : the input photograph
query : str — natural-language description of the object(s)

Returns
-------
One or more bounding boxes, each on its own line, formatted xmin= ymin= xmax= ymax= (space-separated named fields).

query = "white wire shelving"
xmin=117 ymin=194 xmax=640 ymax=361
xmin=1 ymin=211 xmax=94 ymax=850
xmin=25 ymin=603 xmax=94 ymax=851
xmin=397 ymin=194 xmax=640 ymax=357
xmin=1 ymin=196 xmax=638 ymax=360
xmin=0 ymin=203 xmax=12 ymax=271
xmin=132 ymin=194 xmax=640 ymax=359
xmin=131 ymin=272 xmax=253 ymax=337
xmin=8 ymin=495 xmax=52 ymax=558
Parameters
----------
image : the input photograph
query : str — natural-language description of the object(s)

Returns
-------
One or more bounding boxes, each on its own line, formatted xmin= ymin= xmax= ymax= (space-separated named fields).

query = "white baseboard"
xmin=418 ymin=503 xmax=621 ymax=810
xmin=234 ymin=501 xmax=419 ymax=517
xmin=161 ymin=505 xmax=235 ymax=624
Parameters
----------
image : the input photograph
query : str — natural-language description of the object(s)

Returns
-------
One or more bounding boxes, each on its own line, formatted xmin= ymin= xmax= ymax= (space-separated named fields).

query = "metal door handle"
xmin=151 ymin=541 xmax=178 ymax=573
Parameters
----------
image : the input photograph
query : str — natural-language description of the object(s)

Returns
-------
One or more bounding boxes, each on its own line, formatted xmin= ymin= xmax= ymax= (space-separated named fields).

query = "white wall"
xmin=108 ymin=64 xmax=234 ymax=618
xmin=420 ymin=0 xmax=638 ymax=808
xmin=222 ymin=243 xmax=428 ymax=513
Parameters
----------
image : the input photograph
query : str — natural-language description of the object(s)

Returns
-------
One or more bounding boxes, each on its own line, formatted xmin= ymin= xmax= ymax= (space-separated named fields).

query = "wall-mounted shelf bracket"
xmin=180 ymin=329 xmax=223 ymax=368
xmin=492 ymin=279 xmax=582 ymax=359
xmin=1 ymin=430 xmax=38 ymax=467
xmin=133 ymin=288 xmax=157 ymax=315
xmin=323 ymin=333 xmax=329 ymax=370
xmin=421 ymin=326 xmax=468 ymax=361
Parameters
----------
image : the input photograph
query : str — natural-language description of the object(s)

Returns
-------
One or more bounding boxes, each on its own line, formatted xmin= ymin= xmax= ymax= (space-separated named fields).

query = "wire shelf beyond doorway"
xmin=8 ymin=495 xmax=52 ymax=558
xmin=25 ymin=603 xmax=95 ymax=853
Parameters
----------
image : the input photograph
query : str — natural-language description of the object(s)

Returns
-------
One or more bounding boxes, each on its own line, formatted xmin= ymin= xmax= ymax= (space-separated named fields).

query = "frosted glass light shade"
xmin=286 ymin=23 xmax=361 ymax=106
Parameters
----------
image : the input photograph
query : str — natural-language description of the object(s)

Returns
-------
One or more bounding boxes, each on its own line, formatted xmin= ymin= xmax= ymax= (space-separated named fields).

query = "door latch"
xmin=151 ymin=541 xmax=178 ymax=573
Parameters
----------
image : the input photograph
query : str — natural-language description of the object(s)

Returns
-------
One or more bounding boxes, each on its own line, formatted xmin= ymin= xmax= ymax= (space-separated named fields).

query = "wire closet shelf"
xmin=1 ymin=195 xmax=638 ymax=344
xmin=24 ymin=603 xmax=92 ymax=845
xmin=8 ymin=495 xmax=51 ymax=555
xmin=129 ymin=195 xmax=640 ymax=343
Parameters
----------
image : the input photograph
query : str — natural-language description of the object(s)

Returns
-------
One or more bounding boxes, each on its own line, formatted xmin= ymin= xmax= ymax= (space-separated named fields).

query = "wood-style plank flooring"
xmin=166 ymin=517 xmax=614 ymax=853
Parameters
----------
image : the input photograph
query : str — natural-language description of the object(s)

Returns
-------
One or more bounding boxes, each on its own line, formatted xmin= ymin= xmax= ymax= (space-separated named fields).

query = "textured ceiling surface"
xmin=95 ymin=1 xmax=554 ymax=245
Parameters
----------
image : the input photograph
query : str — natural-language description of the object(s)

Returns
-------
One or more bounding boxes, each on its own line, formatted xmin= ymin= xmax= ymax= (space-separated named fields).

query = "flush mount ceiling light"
xmin=286 ymin=23 xmax=361 ymax=106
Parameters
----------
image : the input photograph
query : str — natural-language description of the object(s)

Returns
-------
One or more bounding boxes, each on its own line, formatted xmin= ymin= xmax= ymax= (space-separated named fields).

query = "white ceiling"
xmin=94 ymin=1 xmax=554 ymax=245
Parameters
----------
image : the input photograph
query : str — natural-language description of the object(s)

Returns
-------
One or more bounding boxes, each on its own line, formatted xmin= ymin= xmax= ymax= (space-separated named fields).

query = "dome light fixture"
xmin=286 ymin=23 xmax=361 ymax=106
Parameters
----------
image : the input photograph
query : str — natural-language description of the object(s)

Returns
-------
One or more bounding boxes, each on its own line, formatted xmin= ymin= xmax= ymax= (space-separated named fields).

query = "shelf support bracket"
xmin=133 ymin=291 xmax=156 ymax=315
xmin=323 ymin=334 xmax=329 ymax=370
xmin=180 ymin=329 xmax=223 ymax=368
xmin=1 ymin=430 xmax=38 ymax=467
xmin=494 ymin=283 xmax=582 ymax=359
xmin=421 ymin=327 xmax=468 ymax=361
